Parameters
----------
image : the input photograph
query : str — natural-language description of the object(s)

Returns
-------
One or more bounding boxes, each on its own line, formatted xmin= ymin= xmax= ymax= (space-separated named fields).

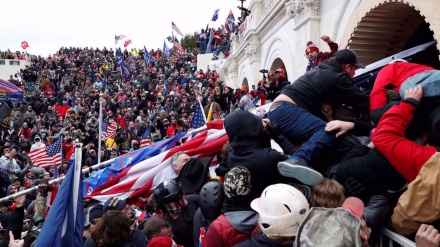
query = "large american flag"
xmin=173 ymin=37 xmax=184 ymax=55
xmin=28 ymin=139 xmax=62 ymax=167
xmin=190 ymin=101 xmax=206 ymax=129
xmin=115 ymin=35 xmax=127 ymax=44
xmin=85 ymin=120 xmax=227 ymax=204
xmin=102 ymin=121 xmax=117 ymax=140
xmin=171 ymin=22 xmax=183 ymax=36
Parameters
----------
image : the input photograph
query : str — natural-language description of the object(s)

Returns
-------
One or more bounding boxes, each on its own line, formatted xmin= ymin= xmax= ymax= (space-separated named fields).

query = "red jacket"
xmin=373 ymin=100 xmax=436 ymax=182
xmin=205 ymin=215 xmax=251 ymax=247
xmin=54 ymin=104 xmax=70 ymax=117
xmin=370 ymin=63 xmax=434 ymax=112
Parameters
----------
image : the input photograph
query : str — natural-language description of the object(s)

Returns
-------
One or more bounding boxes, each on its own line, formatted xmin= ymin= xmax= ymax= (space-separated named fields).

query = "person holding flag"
xmin=204 ymin=97 xmax=222 ymax=122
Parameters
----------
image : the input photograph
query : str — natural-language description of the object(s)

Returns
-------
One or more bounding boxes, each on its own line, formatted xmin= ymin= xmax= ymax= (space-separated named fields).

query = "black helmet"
xmin=199 ymin=180 xmax=224 ymax=222
xmin=153 ymin=180 xmax=183 ymax=206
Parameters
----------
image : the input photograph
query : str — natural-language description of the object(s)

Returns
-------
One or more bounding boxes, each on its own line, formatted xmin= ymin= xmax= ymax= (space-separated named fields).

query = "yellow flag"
xmin=206 ymin=104 xmax=213 ymax=122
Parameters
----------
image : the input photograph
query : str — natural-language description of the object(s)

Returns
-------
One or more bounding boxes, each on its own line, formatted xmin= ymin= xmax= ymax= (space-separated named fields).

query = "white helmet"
xmin=251 ymin=183 xmax=309 ymax=237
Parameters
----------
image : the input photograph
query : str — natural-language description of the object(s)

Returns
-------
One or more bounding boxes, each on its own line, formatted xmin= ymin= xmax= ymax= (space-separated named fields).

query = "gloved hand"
xmin=266 ymin=120 xmax=281 ymax=139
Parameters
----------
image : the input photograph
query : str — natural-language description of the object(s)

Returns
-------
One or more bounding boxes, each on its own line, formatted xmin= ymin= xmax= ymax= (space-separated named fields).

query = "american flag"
xmin=102 ymin=121 xmax=117 ymax=140
xmin=84 ymin=121 xmax=227 ymax=204
xmin=28 ymin=139 xmax=62 ymax=168
xmin=171 ymin=21 xmax=183 ymax=36
xmin=115 ymin=35 xmax=127 ymax=44
xmin=173 ymin=37 xmax=184 ymax=55
xmin=140 ymin=126 xmax=152 ymax=148
xmin=190 ymin=101 xmax=206 ymax=129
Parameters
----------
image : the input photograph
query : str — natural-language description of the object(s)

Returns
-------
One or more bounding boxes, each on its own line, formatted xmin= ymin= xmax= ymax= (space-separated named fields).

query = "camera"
xmin=259 ymin=69 xmax=268 ymax=74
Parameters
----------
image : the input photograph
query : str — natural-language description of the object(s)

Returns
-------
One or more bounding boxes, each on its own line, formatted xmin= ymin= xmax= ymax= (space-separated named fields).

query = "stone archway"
xmin=242 ymin=78 xmax=249 ymax=89
xmin=269 ymin=58 xmax=288 ymax=81
xmin=340 ymin=1 xmax=440 ymax=68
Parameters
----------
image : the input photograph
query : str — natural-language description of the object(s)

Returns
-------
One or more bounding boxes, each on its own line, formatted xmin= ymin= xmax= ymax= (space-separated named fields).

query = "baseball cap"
xmin=334 ymin=49 xmax=365 ymax=69
xmin=341 ymin=197 xmax=365 ymax=219
xmin=147 ymin=236 xmax=182 ymax=247
xmin=296 ymin=207 xmax=363 ymax=247
xmin=295 ymin=197 xmax=365 ymax=247
xmin=102 ymin=197 xmax=127 ymax=212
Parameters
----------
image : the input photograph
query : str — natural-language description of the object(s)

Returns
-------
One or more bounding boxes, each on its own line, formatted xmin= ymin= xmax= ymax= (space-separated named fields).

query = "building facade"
xmin=222 ymin=0 xmax=440 ymax=89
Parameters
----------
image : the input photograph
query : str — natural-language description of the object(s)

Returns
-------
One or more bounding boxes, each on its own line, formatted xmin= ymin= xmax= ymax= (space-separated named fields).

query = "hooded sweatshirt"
xmin=224 ymin=111 xmax=289 ymax=200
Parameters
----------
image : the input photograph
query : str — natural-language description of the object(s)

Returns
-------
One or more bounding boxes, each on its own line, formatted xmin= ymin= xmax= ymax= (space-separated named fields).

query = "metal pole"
xmin=97 ymin=93 xmax=103 ymax=164
xmin=0 ymin=125 xmax=209 ymax=203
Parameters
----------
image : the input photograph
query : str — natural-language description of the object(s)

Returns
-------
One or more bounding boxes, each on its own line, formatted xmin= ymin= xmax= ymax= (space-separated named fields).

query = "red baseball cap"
xmin=147 ymin=236 xmax=182 ymax=247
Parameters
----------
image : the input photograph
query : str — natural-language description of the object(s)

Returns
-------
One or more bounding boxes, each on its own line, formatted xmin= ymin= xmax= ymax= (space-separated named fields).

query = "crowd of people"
xmin=0 ymin=22 xmax=440 ymax=247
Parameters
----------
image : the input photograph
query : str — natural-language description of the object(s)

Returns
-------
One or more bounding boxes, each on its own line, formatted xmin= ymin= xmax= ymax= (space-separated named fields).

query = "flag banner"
xmin=34 ymin=160 xmax=83 ymax=247
xmin=190 ymin=101 xmax=206 ymax=129
xmin=116 ymin=48 xmax=130 ymax=79
xmin=124 ymin=39 xmax=132 ymax=48
xmin=115 ymin=35 xmax=127 ymax=44
xmin=0 ymin=104 xmax=11 ymax=128
xmin=28 ymin=138 xmax=62 ymax=167
xmin=0 ymin=79 xmax=24 ymax=102
xmin=163 ymin=40 xmax=170 ymax=57
xmin=212 ymin=9 xmax=220 ymax=21
xmin=143 ymin=46 xmax=152 ymax=66
xmin=101 ymin=121 xmax=117 ymax=140
xmin=21 ymin=41 xmax=29 ymax=50
xmin=84 ymin=121 xmax=226 ymax=203
xmin=173 ymin=37 xmax=184 ymax=55
xmin=83 ymin=132 xmax=185 ymax=196
xmin=166 ymin=36 xmax=173 ymax=43
xmin=172 ymin=21 xmax=183 ymax=36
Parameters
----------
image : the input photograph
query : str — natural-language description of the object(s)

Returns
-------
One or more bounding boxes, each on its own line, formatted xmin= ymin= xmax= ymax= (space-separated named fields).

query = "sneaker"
xmin=277 ymin=159 xmax=323 ymax=185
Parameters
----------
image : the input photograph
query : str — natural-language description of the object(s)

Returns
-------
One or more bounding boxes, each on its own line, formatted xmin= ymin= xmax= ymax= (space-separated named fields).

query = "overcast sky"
xmin=1 ymin=0 xmax=249 ymax=57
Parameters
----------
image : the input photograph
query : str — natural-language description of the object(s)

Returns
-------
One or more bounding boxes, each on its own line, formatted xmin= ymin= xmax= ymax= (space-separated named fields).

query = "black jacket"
xmin=281 ymin=58 xmax=369 ymax=119
xmin=335 ymin=143 xmax=407 ymax=200
xmin=225 ymin=111 xmax=293 ymax=200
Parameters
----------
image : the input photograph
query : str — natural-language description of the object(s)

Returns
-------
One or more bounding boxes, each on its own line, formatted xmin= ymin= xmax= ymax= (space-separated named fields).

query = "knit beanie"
xmin=305 ymin=41 xmax=320 ymax=55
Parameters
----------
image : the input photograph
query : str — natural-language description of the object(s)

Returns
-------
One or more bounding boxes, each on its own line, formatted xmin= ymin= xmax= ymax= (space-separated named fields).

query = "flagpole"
xmin=198 ymin=97 xmax=207 ymax=122
xmin=98 ymin=93 xmax=103 ymax=164
xmin=0 ymin=125 xmax=209 ymax=203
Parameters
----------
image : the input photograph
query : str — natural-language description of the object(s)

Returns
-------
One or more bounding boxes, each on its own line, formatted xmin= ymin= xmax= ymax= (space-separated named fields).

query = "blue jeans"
xmin=199 ymin=41 xmax=207 ymax=54
xmin=213 ymin=47 xmax=223 ymax=56
xmin=399 ymin=70 xmax=440 ymax=98
xmin=268 ymin=102 xmax=335 ymax=166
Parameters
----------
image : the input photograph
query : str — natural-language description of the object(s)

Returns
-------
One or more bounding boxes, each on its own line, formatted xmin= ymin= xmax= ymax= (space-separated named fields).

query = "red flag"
xmin=85 ymin=120 xmax=227 ymax=203
xmin=124 ymin=39 xmax=132 ymax=47
xmin=21 ymin=41 xmax=29 ymax=50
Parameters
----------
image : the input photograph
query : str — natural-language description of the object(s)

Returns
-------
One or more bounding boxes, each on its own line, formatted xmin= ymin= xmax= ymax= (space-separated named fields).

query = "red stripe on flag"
xmin=85 ymin=120 xmax=228 ymax=204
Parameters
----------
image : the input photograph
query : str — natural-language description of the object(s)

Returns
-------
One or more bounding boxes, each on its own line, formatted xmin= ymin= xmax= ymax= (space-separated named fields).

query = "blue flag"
xmin=143 ymin=46 xmax=152 ymax=66
xmin=212 ymin=9 xmax=220 ymax=21
xmin=163 ymin=40 xmax=170 ymax=57
xmin=34 ymin=161 xmax=83 ymax=247
xmin=116 ymin=48 xmax=130 ymax=79
xmin=83 ymin=132 xmax=186 ymax=196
